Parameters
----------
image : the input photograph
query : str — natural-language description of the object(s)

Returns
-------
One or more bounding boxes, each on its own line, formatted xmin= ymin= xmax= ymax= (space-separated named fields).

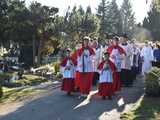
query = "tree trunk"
xmin=37 ymin=38 xmax=43 ymax=66
xmin=32 ymin=34 xmax=36 ymax=66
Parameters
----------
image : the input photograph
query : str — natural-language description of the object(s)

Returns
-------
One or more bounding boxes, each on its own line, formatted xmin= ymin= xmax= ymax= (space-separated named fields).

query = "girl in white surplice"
xmin=60 ymin=49 xmax=77 ymax=95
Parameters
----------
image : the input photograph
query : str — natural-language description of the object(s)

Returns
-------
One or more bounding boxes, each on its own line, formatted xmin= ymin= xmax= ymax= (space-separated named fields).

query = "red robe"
xmin=97 ymin=60 xmax=116 ymax=97
xmin=107 ymin=45 xmax=125 ymax=92
xmin=76 ymin=46 xmax=95 ymax=94
xmin=77 ymin=46 xmax=95 ymax=57
xmin=107 ymin=45 xmax=126 ymax=55
xmin=60 ymin=57 xmax=77 ymax=67
xmin=71 ymin=49 xmax=81 ymax=88
xmin=60 ymin=57 xmax=77 ymax=92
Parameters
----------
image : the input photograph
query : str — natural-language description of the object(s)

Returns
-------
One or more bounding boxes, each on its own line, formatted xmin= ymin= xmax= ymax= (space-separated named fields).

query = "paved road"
xmin=0 ymin=77 xmax=144 ymax=120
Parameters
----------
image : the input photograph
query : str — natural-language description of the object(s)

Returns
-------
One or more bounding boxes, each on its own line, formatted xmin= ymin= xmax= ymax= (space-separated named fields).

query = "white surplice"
xmin=98 ymin=64 xmax=113 ymax=83
xmin=120 ymin=44 xmax=132 ymax=70
xmin=60 ymin=60 xmax=75 ymax=78
xmin=110 ymin=48 xmax=123 ymax=72
xmin=140 ymin=45 xmax=153 ymax=74
xmin=93 ymin=47 xmax=103 ymax=71
xmin=77 ymin=49 xmax=94 ymax=72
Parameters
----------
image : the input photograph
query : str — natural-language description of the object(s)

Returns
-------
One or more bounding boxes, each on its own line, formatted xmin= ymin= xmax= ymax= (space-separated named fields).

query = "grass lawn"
xmin=0 ymin=87 xmax=43 ymax=103
xmin=0 ymin=74 xmax=50 ymax=103
xmin=1 ymin=74 xmax=50 ymax=88
xmin=15 ymin=74 xmax=49 ymax=86
xmin=121 ymin=96 xmax=160 ymax=120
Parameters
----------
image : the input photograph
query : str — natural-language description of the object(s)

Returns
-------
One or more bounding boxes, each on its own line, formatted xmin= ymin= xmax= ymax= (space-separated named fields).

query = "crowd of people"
xmin=60 ymin=34 xmax=160 ymax=100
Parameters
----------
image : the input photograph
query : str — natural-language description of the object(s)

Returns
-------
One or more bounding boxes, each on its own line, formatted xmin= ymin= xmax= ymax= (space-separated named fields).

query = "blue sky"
xmin=25 ymin=0 xmax=152 ymax=23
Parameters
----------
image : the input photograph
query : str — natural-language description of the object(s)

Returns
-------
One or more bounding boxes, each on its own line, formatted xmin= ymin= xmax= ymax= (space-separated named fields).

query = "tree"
xmin=97 ymin=0 xmax=109 ymax=37
xmin=6 ymin=0 xmax=32 ymax=46
xmin=63 ymin=5 xmax=99 ymax=47
xmin=81 ymin=6 xmax=100 ymax=36
xmin=64 ymin=6 xmax=82 ymax=45
xmin=120 ymin=0 xmax=136 ymax=38
xmin=86 ymin=6 xmax=92 ymax=14
xmin=78 ymin=5 xmax=85 ymax=15
xmin=105 ymin=0 xmax=122 ymax=34
xmin=143 ymin=2 xmax=160 ymax=41
xmin=29 ymin=2 xmax=58 ymax=65
xmin=0 ymin=0 xmax=9 ymax=47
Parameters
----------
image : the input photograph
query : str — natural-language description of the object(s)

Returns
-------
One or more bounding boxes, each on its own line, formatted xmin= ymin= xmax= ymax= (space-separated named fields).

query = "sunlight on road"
xmin=98 ymin=97 xmax=125 ymax=120
xmin=0 ymin=102 xmax=24 ymax=116
xmin=118 ymin=97 xmax=125 ymax=107
xmin=73 ymin=90 xmax=98 ymax=110
xmin=98 ymin=109 xmax=117 ymax=120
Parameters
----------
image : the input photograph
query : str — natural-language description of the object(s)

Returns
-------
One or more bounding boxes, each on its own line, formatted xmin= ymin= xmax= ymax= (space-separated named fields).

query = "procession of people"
xmin=60 ymin=34 xmax=160 ymax=100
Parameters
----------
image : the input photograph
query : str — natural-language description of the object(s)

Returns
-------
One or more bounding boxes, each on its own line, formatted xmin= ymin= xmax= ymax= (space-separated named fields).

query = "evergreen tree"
xmin=120 ymin=0 xmax=135 ymax=38
xmin=0 ymin=0 xmax=9 ymax=47
xmin=64 ymin=5 xmax=99 ymax=46
xmin=78 ymin=5 xmax=85 ymax=15
xmin=97 ymin=0 xmax=109 ymax=36
xmin=143 ymin=2 xmax=160 ymax=41
xmin=86 ymin=6 xmax=92 ymax=14
xmin=105 ymin=0 xmax=122 ymax=34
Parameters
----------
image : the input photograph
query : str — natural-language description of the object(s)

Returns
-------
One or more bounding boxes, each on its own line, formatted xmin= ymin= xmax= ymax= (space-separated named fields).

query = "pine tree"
xmin=82 ymin=6 xmax=100 ymax=36
xmin=120 ymin=0 xmax=135 ymax=38
xmin=86 ymin=6 xmax=92 ymax=14
xmin=63 ymin=5 xmax=99 ymax=46
xmin=105 ymin=0 xmax=122 ymax=34
xmin=78 ymin=5 xmax=85 ymax=15
xmin=143 ymin=2 xmax=160 ymax=41
xmin=97 ymin=0 xmax=109 ymax=36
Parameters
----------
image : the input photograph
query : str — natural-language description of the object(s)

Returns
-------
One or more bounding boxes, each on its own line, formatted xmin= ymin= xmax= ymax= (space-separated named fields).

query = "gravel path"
xmin=0 ymin=76 xmax=144 ymax=120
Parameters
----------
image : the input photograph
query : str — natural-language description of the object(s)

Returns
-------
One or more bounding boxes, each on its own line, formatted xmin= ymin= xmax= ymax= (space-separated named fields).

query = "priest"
xmin=120 ymin=34 xmax=133 ymax=87
xmin=140 ymin=42 xmax=153 ymax=75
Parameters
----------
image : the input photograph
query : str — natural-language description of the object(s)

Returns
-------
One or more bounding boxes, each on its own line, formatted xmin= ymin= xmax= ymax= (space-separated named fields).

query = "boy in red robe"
xmin=107 ymin=37 xmax=125 ymax=92
xmin=97 ymin=51 xmax=116 ymax=100
xmin=60 ymin=49 xmax=77 ymax=95
xmin=76 ymin=36 xmax=95 ymax=98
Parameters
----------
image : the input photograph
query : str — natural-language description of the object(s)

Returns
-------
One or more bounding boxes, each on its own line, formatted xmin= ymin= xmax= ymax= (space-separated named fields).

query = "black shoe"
xmin=102 ymin=96 xmax=106 ymax=100
xmin=67 ymin=92 xmax=71 ymax=96
xmin=108 ymin=96 xmax=112 ymax=100
xmin=74 ymin=87 xmax=79 ymax=92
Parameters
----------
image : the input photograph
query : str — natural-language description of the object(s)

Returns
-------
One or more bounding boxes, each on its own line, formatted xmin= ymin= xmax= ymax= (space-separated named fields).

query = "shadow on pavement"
xmin=0 ymin=77 xmax=144 ymax=120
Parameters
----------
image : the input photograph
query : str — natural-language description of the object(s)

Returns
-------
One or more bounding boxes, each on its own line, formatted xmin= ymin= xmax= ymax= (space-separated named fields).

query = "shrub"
xmin=51 ymin=61 xmax=60 ymax=74
xmin=0 ymin=72 xmax=22 ymax=88
xmin=145 ymin=67 xmax=160 ymax=96
xmin=0 ymin=72 xmax=13 ymax=84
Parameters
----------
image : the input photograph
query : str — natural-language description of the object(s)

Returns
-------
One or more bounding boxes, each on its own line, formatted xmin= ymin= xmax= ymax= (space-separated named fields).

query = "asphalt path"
xmin=0 ymin=76 xmax=144 ymax=120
